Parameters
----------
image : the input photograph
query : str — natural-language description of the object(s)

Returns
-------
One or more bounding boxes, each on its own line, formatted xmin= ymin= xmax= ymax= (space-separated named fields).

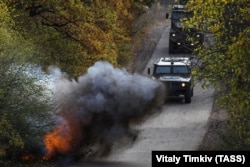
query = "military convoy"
xmin=167 ymin=0 xmax=204 ymax=53
xmin=147 ymin=1 xmax=202 ymax=103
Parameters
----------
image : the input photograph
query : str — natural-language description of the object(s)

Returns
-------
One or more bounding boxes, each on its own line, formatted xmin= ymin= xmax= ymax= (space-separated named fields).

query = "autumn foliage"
xmin=185 ymin=0 xmax=250 ymax=149
xmin=5 ymin=0 xmax=154 ymax=77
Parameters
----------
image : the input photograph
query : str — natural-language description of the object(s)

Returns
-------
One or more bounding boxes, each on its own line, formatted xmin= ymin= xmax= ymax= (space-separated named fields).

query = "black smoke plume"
xmin=44 ymin=61 xmax=165 ymax=160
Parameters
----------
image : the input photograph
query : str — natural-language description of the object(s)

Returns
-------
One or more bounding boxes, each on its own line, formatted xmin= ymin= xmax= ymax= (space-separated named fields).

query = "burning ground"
xmin=41 ymin=61 xmax=165 ymax=161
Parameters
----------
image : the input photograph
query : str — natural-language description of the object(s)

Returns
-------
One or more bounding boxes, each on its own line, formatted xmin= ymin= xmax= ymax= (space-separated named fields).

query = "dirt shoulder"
xmin=127 ymin=5 xmax=169 ymax=74
xmin=198 ymin=99 xmax=228 ymax=150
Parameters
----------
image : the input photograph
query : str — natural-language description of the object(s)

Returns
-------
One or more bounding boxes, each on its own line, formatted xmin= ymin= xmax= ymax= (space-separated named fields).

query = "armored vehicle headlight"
xmin=172 ymin=33 xmax=176 ymax=37
xmin=181 ymin=83 xmax=186 ymax=87
xmin=196 ymin=34 xmax=200 ymax=38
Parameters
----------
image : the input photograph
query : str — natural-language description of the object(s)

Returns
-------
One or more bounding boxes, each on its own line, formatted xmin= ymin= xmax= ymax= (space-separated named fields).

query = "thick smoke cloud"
xmin=46 ymin=61 xmax=165 ymax=159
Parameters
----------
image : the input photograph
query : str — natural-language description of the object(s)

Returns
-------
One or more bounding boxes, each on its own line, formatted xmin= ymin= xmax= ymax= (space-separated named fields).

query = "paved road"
xmin=70 ymin=21 xmax=215 ymax=167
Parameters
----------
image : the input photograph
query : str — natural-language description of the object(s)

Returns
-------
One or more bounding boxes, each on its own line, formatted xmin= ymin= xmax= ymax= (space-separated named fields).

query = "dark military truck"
xmin=168 ymin=4 xmax=204 ymax=54
xmin=148 ymin=57 xmax=194 ymax=103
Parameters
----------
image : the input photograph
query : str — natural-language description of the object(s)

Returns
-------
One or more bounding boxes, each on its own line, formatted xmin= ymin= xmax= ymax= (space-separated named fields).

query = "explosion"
xmin=41 ymin=61 xmax=165 ymax=160
xmin=43 ymin=118 xmax=73 ymax=160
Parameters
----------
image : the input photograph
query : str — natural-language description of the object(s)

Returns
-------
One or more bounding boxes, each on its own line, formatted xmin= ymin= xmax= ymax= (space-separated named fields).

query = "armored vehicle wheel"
xmin=191 ymin=88 xmax=194 ymax=97
xmin=185 ymin=89 xmax=192 ymax=103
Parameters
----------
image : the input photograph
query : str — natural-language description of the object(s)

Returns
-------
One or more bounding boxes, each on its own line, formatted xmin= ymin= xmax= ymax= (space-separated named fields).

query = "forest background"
xmin=0 ymin=0 xmax=249 ymax=166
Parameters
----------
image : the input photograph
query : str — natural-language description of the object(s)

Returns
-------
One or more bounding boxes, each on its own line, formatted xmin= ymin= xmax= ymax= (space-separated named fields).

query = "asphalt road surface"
xmin=70 ymin=20 xmax=214 ymax=167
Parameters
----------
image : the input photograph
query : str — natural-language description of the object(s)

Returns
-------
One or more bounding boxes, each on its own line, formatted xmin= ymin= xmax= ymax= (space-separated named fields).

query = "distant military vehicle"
xmin=168 ymin=2 xmax=204 ymax=53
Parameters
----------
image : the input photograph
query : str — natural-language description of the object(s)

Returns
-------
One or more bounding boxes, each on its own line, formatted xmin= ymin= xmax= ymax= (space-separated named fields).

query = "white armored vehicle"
xmin=148 ymin=57 xmax=194 ymax=103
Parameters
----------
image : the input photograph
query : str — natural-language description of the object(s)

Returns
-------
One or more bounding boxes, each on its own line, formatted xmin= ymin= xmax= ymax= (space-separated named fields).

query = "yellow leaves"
xmin=227 ymin=31 xmax=250 ymax=84
xmin=0 ymin=1 xmax=12 ymax=27
xmin=220 ymin=0 xmax=228 ymax=3
xmin=187 ymin=0 xmax=250 ymax=148
xmin=3 ymin=0 xmax=151 ymax=77
xmin=79 ymin=23 xmax=113 ymax=53
xmin=209 ymin=24 xmax=221 ymax=33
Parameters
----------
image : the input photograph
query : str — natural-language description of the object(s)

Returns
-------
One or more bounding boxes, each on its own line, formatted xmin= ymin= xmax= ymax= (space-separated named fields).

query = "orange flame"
xmin=43 ymin=119 xmax=73 ymax=160
xmin=21 ymin=154 xmax=35 ymax=162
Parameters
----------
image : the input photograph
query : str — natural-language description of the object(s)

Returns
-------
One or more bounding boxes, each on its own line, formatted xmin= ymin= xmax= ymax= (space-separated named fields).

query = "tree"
xmin=0 ymin=1 xmax=54 ymax=162
xmin=5 ymin=0 xmax=154 ymax=77
xmin=186 ymin=0 xmax=250 ymax=149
